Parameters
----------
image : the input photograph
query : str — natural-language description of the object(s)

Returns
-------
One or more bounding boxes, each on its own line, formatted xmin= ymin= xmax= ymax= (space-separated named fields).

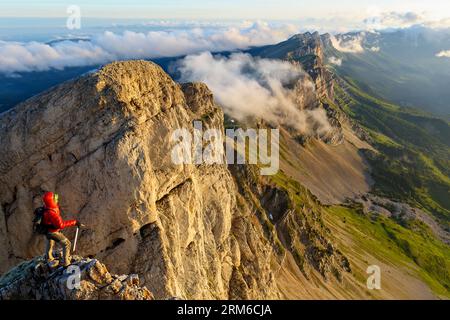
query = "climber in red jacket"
xmin=42 ymin=191 xmax=82 ymax=267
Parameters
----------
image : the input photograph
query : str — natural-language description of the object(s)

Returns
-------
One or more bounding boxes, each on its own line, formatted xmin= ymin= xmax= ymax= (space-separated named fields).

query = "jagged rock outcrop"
xmin=352 ymin=195 xmax=450 ymax=245
xmin=249 ymin=32 xmax=343 ymax=145
xmin=250 ymin=31 xmax=335 ymax=100
xmin=0 ymin=256 xmax=153 ymax=300
xmin=229 ymin=164 xmax=351 ymax=282
xmin=289 ymin=33 xmax=335 ymax=101
xmin=0 ymin=60 xmax=280 ymax=299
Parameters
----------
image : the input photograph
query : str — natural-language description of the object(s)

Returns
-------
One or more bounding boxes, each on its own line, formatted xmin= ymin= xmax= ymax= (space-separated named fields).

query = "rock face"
xmin=230 ymin=165 xmax=352 ymax=282
xmin=250 ymin=32 xmax=335 ymax=100
xmin=0 ymin=256 xmax=153 ymax=300
xmin=0 ymin=60 xmax=354 ymax=300
xmin=0 ymin=61 xmax=280 ymax=299
xmin=249 ymin=32 xmax=343 ymax=146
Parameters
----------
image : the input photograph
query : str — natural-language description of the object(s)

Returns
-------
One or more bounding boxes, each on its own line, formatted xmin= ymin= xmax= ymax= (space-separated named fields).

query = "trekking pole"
xmin=73 ymin=227 xmax=79 ymax=253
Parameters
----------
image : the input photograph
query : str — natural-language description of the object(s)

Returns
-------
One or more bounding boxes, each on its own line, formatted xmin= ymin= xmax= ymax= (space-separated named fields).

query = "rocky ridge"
xmin=0 ymin=255 xmax=153 ymax=300
xmin=0 ymin=61 xmax=280 ymax=299
xmin=249 ymin=32 xmax=344 ymax=146
xmin=0 ymin=60 xmax=353 ymax=299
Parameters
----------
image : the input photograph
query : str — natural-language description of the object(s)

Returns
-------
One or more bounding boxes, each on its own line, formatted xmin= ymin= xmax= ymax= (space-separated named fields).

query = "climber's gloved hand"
xmin=76 ymin=221 xmax=85 ymax=228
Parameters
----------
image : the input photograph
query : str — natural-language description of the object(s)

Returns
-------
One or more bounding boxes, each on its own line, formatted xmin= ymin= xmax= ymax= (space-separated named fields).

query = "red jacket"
xmin=42 ymin=192 xmax=77 ymax=233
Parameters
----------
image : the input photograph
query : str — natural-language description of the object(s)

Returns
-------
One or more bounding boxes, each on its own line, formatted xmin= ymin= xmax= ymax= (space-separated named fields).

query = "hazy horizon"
xmin=2 ymin=0 xmax=450 ymax=21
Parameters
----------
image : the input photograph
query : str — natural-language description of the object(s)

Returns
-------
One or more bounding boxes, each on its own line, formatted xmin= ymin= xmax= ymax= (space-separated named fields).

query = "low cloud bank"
xmin=0 ymin=21 xmax=298 ymax=74
xmin=176 ymin=52 xmax=331 ymax=136
xmin=364 ymin=11 xmax=450 ymax=30
xmin=364 ymin=11 xmax=424 ymax=30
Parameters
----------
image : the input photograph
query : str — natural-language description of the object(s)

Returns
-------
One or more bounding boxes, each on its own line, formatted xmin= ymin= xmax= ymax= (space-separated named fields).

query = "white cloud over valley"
xmin=328 ymin=57 xmax=342 ymax=66
xmin=330 ymin=35 xmax=364 ymax=53
xmin=176 ymin=52 xmax=331 ymax=136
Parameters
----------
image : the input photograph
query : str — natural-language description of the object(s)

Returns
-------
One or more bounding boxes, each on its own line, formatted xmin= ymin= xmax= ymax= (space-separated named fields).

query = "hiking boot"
xmin=62 ymin=258 xmax=72 ymax=267
xmin=47 ymin=260 xmax=59 ymax=268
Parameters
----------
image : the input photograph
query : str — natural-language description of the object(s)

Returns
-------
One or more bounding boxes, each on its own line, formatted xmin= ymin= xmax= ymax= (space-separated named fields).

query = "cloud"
xmin=176 ymin=52 xmax=331 ymax=136
xmin=330 ymin=35 xmax=364 ymax=53
xmin=364 ymin=11 xmax=450 ymax=30
xmin=425 ymin=18 xmax=450 ymax=29
xmin=0 ymin=21 xmax=298 ymax=74
xmin=330 ymin=33 xmax=380 ymax=54
xmin=328 ymin=56 xmax=342 ymax=66
xmin=0 ymin=40 xmax=114 ymax=74
xmin=364 ymin=11 xmax=424 ymax=30
xmin=436 ymin=50 xmax=450 ymax=58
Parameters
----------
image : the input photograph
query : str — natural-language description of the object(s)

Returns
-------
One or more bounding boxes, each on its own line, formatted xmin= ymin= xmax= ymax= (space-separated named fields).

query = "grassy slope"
xmin=249 ymin=37 xmax=449 ymax=296
xmin=227 ymin=80 xmax=449 ymax=297
xmin=265 ymin=60 xmax=449 ymax=295
xmin=269 ymin=170 xmax=449 ymax=297
xmin=332 ymin=49 xmax=450 ymax=116
xmin=325 ymin=205 xmax=450 ymax=297
xmin=334 ymin=80 xmax=450 ymax=226
xmin=326 ymin=78 xmax=450 ymax=296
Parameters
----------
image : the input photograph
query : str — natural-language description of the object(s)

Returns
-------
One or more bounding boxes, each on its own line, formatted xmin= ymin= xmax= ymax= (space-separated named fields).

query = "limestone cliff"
xmin=0 ymin=61 xmax=281 ymax=299
xmin=0 ymin=60 xmax=357 ymax=299
xmin=249 ymin=32 xmax=343 ymax=146
xmin=250 ymin=31 xmax=335 ymax=100
xmin=248 ymin=33 xmax=373 ymax=204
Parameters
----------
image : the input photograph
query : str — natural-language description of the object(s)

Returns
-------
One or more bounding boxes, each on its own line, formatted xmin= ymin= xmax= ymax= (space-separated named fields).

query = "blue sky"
xmin=1 ymin=0 xmax=450 ymax=20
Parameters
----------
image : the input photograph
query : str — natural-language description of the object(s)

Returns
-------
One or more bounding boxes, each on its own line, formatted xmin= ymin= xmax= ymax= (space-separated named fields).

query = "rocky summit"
xmin=0 ymin=255 xmax=153 ymax=300
xmin=0 ymin=60 xmax=264 ymax=299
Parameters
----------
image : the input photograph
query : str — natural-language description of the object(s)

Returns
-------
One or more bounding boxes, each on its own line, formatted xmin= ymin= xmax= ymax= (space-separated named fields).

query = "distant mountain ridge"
xmin=327 ymin=27 xmax=450 ymax=117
